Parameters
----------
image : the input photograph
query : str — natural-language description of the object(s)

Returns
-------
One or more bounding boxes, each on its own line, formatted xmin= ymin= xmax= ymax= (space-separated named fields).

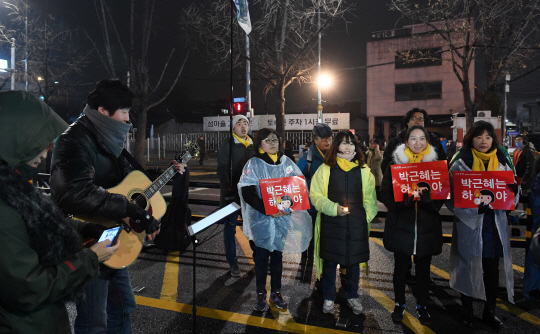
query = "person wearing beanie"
xmin=217 ymin=114 xmax=255 ymax=277
xmin=50 ymin=79 xmax=186 ymax=333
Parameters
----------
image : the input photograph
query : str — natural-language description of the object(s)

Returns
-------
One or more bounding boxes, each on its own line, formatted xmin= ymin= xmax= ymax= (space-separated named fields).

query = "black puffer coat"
xmin=380 ymin=144 xmax=443 ymax=257
xmin=381 ymin=129 xmax=446 ymax=173
xmin=217 ymin=136 xmax=255 ymax=207
xmin=50 ymin=115 xmax=131 ymax=219
xmin=320 ymin=166 xmax=369 ymax=265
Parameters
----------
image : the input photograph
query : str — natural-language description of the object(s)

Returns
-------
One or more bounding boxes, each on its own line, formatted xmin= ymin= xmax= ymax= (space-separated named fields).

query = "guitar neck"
xmin=143 ymin=152 xmax=193 ymax=198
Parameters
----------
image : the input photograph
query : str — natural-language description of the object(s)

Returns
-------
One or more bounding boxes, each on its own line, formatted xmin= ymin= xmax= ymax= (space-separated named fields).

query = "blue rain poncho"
xmin=238 ymin=155 xmax=312 ymax=253
xmin=447 ymin=158 xmax=516 ymax=303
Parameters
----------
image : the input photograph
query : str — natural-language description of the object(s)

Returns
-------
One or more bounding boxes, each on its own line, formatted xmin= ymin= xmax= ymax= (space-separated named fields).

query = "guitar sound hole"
xmin=130 ymin=193 xmax=148 ymax=209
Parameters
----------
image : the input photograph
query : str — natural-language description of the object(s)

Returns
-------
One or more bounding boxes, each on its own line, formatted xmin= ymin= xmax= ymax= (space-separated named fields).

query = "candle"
xmin=343 ymin=207 xmax=349 ymax=212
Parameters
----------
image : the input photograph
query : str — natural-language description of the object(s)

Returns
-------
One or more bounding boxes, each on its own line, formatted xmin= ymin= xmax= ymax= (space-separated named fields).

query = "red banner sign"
xmin=391 ymin=160 xmax=450 ymax=201
xmin=453 ymin=171 xmax=515 ymax=210
xmin=260 ymin=176 xmax=310 ymax=215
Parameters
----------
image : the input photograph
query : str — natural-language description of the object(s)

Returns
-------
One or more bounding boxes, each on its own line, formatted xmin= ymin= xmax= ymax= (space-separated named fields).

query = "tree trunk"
xmin=275 ymin=80 xmax=286 ymax=141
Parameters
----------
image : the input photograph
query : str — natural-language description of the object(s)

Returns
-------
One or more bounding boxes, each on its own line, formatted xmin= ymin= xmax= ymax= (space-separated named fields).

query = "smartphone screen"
xmin=97 ymin=226 xmax=122 ymax=247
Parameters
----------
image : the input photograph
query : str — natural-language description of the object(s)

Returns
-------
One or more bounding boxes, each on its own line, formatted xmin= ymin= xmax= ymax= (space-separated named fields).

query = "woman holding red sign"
xmin=309 ymin=131 xmax=378 ymax=316
xmin=447 ymin=121 xmax=517 ymax=330
xmin=237 ymin=128 xmax=312 ymax=312
xmin=379 ymin=125 xmax=444 ymax=326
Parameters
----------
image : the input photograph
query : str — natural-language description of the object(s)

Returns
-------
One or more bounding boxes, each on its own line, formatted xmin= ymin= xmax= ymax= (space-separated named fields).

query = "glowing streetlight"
xmin=37 ymin=76 xmax=42 ymax=81
xmin=318 ymin=74 xmax=333 ymax=89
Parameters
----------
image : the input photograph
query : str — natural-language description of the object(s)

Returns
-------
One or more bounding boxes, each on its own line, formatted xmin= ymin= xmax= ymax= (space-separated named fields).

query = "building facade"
xmin=367 ymin=22 xmax=475 ymax=142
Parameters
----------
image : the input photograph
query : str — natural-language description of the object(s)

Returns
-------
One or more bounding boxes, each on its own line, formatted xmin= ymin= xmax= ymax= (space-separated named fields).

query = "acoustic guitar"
xmin=77 ymin=141 xmax=199 ymax=269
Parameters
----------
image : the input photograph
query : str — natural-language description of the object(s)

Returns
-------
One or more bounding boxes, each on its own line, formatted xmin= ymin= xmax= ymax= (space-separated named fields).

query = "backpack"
xmin=153 ymin=169 xmax=192 ymax=251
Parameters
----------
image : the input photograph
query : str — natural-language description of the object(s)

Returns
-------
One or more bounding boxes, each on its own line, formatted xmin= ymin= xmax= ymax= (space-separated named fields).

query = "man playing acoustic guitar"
xmin=50 ymin=79 xmax=186 ymax=334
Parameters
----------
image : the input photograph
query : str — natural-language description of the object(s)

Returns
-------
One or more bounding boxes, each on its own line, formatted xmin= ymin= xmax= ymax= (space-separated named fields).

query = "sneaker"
xmin=391 ymin=303 xmax=405 ymax=323
xmin=270 ymin=291 xmax=288 ymax=309
xmin=346 ymin=298 xmax=363 ymax=315
xmin=253 ymin=291 xmax=267 ymax=311
xmin=323 ymin=300 xmax=334 ymax=314
xmin=230 ymin=263 xmax=241 ymax=278
xmin=417 ymin=305 xmax=432 ymax=326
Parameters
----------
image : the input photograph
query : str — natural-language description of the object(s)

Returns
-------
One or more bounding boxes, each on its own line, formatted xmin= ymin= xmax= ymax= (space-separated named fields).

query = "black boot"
xmin=482 ymin=301 xmax=503 ymax=331
xmin=461 ymin=294 xmax=474 ymax=328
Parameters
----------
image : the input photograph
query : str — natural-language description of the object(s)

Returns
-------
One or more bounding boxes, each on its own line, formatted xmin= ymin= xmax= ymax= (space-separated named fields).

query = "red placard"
xmin=453 ymin=171 xmax=515 ymax=210
xmin=259 ymin=176 xmax=310 ymax=215
xmin=390 ymin=160 xmax=450 ymax=201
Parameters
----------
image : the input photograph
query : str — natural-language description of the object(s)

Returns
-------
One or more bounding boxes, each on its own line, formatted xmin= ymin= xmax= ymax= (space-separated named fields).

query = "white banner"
xmin=203 ymin=113 xmax=350 ymax=132
xmin=251 ymin=113 xmax=349 ymax=131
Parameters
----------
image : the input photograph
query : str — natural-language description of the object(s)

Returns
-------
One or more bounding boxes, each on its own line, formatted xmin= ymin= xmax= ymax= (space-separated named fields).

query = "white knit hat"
xmin=232 ymin=115 xmax=249 ymax=126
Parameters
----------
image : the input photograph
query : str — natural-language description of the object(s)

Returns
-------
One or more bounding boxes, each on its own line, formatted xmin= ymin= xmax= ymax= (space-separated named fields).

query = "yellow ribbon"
xmin=471 ymin=148 xmax=499 ymax=171
xmin=336 ymin=157 xmax=359 ymax=172
xmin=233 ymin=133 xmax=251 ymax=148
xmin=258 ymin=147 xmax=278 ymax=163
xmin=404 ymin=144 xmax=431 ymax=163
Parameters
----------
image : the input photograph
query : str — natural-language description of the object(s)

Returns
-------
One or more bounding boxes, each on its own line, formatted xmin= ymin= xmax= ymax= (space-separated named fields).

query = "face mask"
xmin=516 ymin=142 xmax=523 ymax=149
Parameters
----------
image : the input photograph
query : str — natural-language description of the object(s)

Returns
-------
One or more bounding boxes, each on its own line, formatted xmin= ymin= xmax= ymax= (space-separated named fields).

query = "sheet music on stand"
xmin=188 ymin=202 xmax=241 ymax=236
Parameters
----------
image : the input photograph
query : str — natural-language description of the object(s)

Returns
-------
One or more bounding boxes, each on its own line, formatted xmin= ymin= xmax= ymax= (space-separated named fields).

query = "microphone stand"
xmin=191 ymin=236 xmax=199 ymax=334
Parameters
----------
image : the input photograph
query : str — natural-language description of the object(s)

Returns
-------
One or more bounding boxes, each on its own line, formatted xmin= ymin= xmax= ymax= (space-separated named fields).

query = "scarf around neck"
xmin=336 ymin=156 xmax=359 ymax=171
xmin=258 ymin=147 xmax=278 ymax=163
xmin=471 ymin=148 xmax=499 ymax=171
xmin=233 ymin=133 xmax=251 ymax=147
xmin=404 ymin=144 xmax=431 ymax=163
xmin=83 ymin=105 xmax=132 ymax=157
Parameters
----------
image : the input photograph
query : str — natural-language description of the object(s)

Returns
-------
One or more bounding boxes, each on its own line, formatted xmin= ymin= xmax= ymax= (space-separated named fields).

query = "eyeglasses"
xmin=318 ymin=137 xmax=333 ymax=143
xmin=263 ymin=139 xmax=279 ymax=144
xmin=410 ymin=116 xmax=425 ymax=122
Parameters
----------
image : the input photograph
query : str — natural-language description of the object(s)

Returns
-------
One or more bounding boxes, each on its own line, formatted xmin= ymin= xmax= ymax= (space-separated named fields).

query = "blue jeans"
xmin=254 ymin=246 xmax=283 ymax=292
xmin=74 ymin=267 xmax=136 ymax=334
xmin=223 ymin=214 xmax=238 ymax=266
xmin=322 ymin=261 xmax=360 ymax=301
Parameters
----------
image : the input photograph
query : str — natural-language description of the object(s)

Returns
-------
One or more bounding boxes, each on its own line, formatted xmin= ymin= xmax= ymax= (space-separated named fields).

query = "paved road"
xmin=74 ymin=156 xmax=540 ymax=333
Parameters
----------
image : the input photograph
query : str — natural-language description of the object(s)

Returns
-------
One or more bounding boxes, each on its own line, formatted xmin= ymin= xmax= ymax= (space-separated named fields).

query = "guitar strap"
xmin=121 ymin=149 xmax=148 ymax=175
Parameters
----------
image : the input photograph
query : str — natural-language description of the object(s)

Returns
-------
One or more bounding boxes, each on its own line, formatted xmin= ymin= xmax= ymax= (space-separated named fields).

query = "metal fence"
xmin=126 ymin=131 xmax=341 ymax=161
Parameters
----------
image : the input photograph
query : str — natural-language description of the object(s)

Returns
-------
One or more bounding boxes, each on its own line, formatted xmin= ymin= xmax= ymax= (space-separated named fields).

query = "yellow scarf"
xmin=336 ymin=157 xmax=359 ymax=172
xmin=471 ymin=148 xmax=499 ymax=171
xmin=316 ymin=145 xmax=325 ymax=158
xmin=404 ymin=144 xmax=431 ymax=163
xmin=233 ymin=133 xmax=251 ymax=148
xmin=258 ymin=147 xmax=278 ymax=163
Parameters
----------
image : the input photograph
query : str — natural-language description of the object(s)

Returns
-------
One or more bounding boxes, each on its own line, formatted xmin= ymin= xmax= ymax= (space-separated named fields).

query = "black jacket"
xmin=217 ymin=136 xmax=255 ymax=207
xmin=319 ymin=166 xmax=369 ymax=265
xmin=50 ymin=115 xmax=131 ymax=219
xmin=515 ymin=144 xmax=536 ymax=191
xmin=381 ymin=129 xmax=447 ymax=173
xmin=380 ymin=144 xmax=443 ymax=257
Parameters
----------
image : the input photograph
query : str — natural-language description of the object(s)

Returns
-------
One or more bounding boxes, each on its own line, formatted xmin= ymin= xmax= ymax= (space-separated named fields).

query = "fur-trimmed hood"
xmin=392 ymin=143 xmax=438 ymax=164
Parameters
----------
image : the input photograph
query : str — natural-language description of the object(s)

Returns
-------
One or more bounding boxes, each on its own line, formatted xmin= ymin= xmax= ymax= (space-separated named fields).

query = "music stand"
xmin=187 ymin=202 xmax=241 ymax=334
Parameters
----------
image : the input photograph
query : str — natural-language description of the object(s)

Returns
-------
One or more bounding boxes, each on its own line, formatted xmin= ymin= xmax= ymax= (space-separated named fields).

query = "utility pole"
xmin=24 ymin=0 xmax=28 ymax=91
xmin=11 ymin=38 xmax=15 ymax=90
xmin=317 ymin=0 xmax=323 ymax=123
xmin=503 ymin=72 xmax=510 ymax=145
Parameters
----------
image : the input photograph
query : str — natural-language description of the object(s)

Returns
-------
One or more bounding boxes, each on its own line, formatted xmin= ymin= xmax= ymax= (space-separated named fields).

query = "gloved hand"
xmin=126 ymin=203 xmax=160 ymax=234
xmin=80 ymin=223 xmax=107 ymax=239
xmin=507 ymin=183 xmax=519 ymax=195
xmin=478 ymin=202 xmax=489 ymax=214
xmin=396 ymin=192 xmax=414 ymax=209
xmin=419 ymin=187 xmax=432 ymax=203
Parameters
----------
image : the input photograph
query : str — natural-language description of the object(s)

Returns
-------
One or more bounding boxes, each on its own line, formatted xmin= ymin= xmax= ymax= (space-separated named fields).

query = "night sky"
xmin=2 ymin=0 xmax=539 ymax=122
